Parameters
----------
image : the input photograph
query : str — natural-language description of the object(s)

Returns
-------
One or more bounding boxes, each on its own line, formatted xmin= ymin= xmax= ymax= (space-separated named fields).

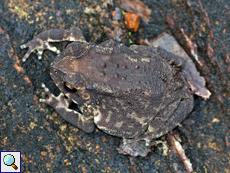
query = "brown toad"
xmin=21 ymin=27 xmax=194 ymax=157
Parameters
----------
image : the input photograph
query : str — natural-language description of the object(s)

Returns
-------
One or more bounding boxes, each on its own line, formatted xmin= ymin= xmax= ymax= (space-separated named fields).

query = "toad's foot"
xmin=20 ymin=27 xmax=86 ymax=62
xmin=39 ymin=83 xmax=95 ymax=133
xmin=20 ymin=35 xmax=61 ymax=62
xmin=117 ymin=140 xmax=152 ymax=157
xmin=117 ymin=134 xmax=154 ymax=157
xmin=39 ymin=83 xmax=71 ymax=110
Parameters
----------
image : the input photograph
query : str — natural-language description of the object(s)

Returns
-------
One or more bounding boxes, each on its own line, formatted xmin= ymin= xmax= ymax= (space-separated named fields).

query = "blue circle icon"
xmin=3 ymin=154 xmax=15 ymax=165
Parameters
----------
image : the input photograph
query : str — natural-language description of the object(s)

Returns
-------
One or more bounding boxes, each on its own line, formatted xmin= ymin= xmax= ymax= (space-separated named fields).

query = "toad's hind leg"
xmin=40 ymin=83 xmax=95 ymax=133
xmin=118 ymin=93 xmax=194 ymax=157
xmin=147 ymin=93 xmax=194 ymax=139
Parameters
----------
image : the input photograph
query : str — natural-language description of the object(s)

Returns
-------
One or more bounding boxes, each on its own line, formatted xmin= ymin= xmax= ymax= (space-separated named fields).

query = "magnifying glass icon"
xmin=3 ymin=154 xmax=18 ymax=170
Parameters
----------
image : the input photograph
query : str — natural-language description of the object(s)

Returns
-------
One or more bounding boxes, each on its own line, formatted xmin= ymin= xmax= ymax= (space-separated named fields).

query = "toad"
xmin=21 ymin=27 xmax=194 ymax=157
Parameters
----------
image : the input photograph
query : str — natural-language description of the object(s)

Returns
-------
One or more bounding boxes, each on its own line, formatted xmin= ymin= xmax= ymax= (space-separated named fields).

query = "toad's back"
xmin=56 ymin=41 xmax=185 ymax=100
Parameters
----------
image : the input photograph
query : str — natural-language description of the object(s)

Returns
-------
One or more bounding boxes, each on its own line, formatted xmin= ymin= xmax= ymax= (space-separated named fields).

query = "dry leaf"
xmin=148 ymin=33 xmax=211 ymax=100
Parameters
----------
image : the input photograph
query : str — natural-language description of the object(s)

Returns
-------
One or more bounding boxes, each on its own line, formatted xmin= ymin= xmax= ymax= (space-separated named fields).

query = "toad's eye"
xmin=65 ymin=41 xmax=73 ymax=49
xmin=64 ymin=82 xmax=77 ymax=92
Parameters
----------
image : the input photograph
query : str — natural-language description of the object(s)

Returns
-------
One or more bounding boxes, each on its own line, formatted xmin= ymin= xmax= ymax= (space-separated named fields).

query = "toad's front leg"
xmin=20 ymin=27 xmax=86 ymax=62
xmin=40 ymin=83 xmax=95 ymax=133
